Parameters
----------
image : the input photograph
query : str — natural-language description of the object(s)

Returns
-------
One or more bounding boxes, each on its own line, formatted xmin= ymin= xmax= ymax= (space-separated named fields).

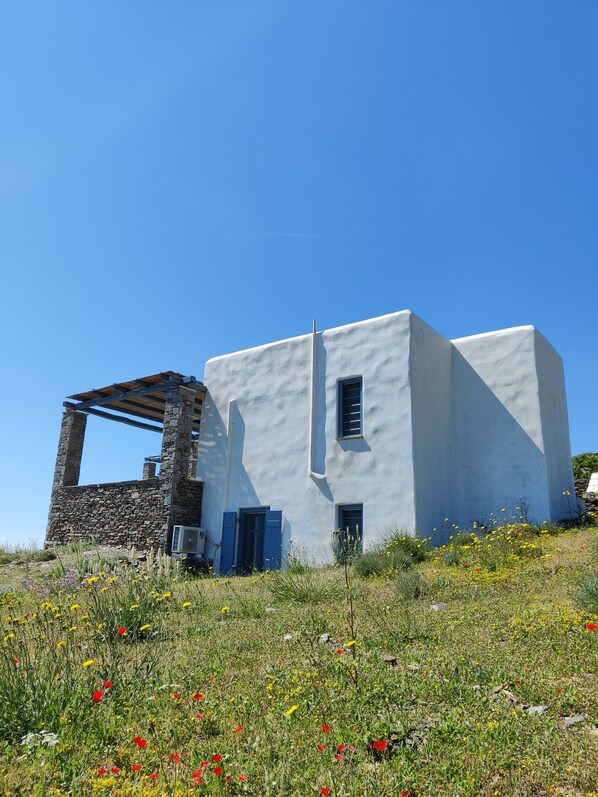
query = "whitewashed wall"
xmin=197 ymin=312 xmax=576 ymax=565
xmin=198 ymin=312 xmax=418 ymax=566
xmin=451 ymin=326 xmax=575 ymax=530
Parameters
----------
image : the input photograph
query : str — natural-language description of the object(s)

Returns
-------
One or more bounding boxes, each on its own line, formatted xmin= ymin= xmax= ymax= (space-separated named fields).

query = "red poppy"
xmin=93 ymin=690 xmax=104 ymax=703
xmin=226 ymin=776 xmax=232 ymax=782
xmin=98 ymin=768 xmax=108 ymax=776
xmin=212 ymin=754 xmax=223 ymax=762
xmin=193 ymin=775 xmax=204 ymax=785
xmin=209 ymin=676 xmax=215 ymax=681
xmin=401 ymin=791 xmax=408 ymax=797
xmin=133 ymin=736 xmax=147 ymax=748
xmin=239 ymin=774 xmax=249 ymax=781
xmin=321 ymin=724 xmax=331 ymax=733
xmin=132 ymin=764 xmax=142 ymax=772
xmin=373 ymin=739 xmax=388 ymax=752
xmin=196 ymin=713 xmax=204 ymax=719
xmin=103 ymin=681 xmax=113 ymax=689
xmin=173 ymin=693 xmax=181 ymax=699
xmin=118 ymin=627 xmax=127 ymax=636
xmin=13 ymin=658 xmax=19 ymax=665
xmin=111 ymin=767 xmax=120 ymax=774
xmin=200 ymin=761 xmax=209 ymax=769
xmin=193 ymin=692 xmax=204 ymax=701
xmin=234 ymin=725 xmax=244 ymax=733
xmin=335 ymin=754 xmax=344 ymax=761
xmin=317 ymin=744 xmax=326 ymax=751
xmin=587 ymin=622 xmax=597 ymax=631
xmin=148 ymin=773 xmax=160 ymax=779
xmin=337 ymin=744 xmax=347 ymax=751
xmin=556 ymin=688 xmax=562 ymax=693
xmin=336 ymin=649 xmax=343 ymax=655
xmin=214 ymin=766 xmax=223 ymax=776
xmin=321 ymin=789 xmax=331 ymax=797
xmin=170 ymin=752 xmax=181 ymax=764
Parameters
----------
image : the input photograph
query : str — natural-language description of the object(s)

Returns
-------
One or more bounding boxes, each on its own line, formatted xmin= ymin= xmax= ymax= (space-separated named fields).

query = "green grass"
xmin=1 ymin=523 xmax=598 ymax=796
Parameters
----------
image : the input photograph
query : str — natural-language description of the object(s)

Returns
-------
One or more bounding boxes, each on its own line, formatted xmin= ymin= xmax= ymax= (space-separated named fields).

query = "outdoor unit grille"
xmin=171 ymin=526 xmax=206 ymax=555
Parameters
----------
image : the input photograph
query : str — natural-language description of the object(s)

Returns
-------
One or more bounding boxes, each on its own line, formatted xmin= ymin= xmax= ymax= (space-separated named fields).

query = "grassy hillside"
xmin=1 ymin=523 xmax=597 ymax=797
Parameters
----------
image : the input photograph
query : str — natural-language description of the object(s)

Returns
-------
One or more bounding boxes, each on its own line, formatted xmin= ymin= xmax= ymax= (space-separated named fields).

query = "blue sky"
xmin=1 ymin=1 xmax=597 ymax=545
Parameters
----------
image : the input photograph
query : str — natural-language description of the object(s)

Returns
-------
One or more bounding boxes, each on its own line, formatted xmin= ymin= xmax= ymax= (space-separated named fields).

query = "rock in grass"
xmin=318 ymin=634 xmax=330 ymax=644
xmin=526 ymin=705 xmax=549 ymax=716
xmin=265 ymin=607 xmax=277 ymax=614
xmin=381 ymin=654 xmax=397 ymax=666
xmin=431 ymin=602 xmax=448 ymax=611
xmin=283 ymin=633 xmax=293 ymax=641
xmin=563 ymin=714 xmax=585 ymax=726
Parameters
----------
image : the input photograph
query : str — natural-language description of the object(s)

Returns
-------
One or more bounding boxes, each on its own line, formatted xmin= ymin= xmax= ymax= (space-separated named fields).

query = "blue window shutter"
xmin=263 ymin=510 xmax=282 ymax=570
xmin=220 ymin=512 xmax=237 ymax=574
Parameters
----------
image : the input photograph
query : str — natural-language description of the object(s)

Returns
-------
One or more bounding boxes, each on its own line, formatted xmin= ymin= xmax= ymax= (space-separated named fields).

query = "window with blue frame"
xmin=337 ymin=377 xmax=363 ymax=438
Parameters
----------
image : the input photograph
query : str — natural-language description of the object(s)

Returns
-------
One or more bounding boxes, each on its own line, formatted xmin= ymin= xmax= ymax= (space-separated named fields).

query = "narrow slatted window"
xmin=338 ymin=377 xmax=362 ymax=437
xmin=336 ymin=504 xmax=364 ymax=559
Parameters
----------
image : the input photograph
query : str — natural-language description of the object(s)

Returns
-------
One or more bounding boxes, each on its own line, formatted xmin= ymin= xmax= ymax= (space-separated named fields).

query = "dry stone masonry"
xmin=576 ymin=478 xmax=598 ymax=515
xmin=46 ymin=384 xmax=203 ymax=552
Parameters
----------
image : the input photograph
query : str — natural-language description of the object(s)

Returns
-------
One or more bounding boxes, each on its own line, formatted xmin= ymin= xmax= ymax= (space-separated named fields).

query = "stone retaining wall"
xmin=46 ymin=478 xmax=202 ymax=550
xmin=575 ymin=478 xmax=598 ymax=514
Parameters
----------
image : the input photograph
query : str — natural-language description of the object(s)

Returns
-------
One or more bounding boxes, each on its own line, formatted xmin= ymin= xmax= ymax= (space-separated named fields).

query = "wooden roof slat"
xmin=65 ymin=371 xmax=205 ymax=431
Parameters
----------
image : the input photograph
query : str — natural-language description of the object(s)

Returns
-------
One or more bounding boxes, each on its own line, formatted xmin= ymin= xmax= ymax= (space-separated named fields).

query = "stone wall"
xmin=575 ymin=478 xmax=598 ymax=514
xmin=46 ymin=384 xmax=205 ymax=552
xmin=46 ymin=478 xmax=202 ymax=550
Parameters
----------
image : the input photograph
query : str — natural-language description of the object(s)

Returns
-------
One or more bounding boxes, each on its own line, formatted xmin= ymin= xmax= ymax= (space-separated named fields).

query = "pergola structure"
xmin=45 ymin=372 xmax=206 ymax=552
xmin=64 ymin=371 xmax=204 ymax=434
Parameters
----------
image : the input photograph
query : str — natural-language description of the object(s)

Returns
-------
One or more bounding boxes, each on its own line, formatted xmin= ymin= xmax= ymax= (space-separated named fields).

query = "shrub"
xmin=354 ymin=548 xmax=414 ymax=578
xmin=0 ymin=546 xmax=56 ymax=566
xmin=576 ymin=574 xmax=598 ymax=615
xmin=451 ymin=532 xmax=477 ymax=547
xmin=266 ymin=570 xmax=344 ymax=605
xmin=572 ymin=452 xmax=598 ymax=481
xmin=440 ymin=547 xmax=463 ymax=567
xmin=384 ymin=531 xmax=430 ymax=563
xmin=396 ymin=570 xmax=430 ymax=601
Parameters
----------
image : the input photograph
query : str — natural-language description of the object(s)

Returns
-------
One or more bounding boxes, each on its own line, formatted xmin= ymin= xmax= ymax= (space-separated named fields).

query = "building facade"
xmin=197 ymin=311 xmax=576 ymax=572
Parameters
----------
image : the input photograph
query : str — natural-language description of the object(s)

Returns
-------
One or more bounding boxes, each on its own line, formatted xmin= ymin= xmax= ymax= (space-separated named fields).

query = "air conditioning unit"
xmin=171 ymin=525 xmax=206 ymax=556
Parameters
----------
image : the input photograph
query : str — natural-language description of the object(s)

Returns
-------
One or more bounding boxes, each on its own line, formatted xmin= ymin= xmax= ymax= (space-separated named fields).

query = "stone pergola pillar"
xmin=46 ymin=408 xmax=87 ymax=547
xmin=159 ymin=386 xmax=197 ymax=545
xmin=52 ymin=408 xmax=87 ymax=490
xmin=142 ymin=461 xmax=157 ymax=480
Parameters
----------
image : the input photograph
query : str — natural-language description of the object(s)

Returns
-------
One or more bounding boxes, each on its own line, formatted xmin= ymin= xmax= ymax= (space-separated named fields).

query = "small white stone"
xmin=563 ymin=714 xmax=585 ymax=726
xmin=318 ymin=634 xmax=330 ymax=644
xmin=283 ymin=633 xmax=293 ymax=641
xmin=265 ymin=607 xmax=277 ymax=614
xmin=431 ymin=602 xmax=448 ymax=611
xmin=526 ymin=705 xmax=549 ymax=715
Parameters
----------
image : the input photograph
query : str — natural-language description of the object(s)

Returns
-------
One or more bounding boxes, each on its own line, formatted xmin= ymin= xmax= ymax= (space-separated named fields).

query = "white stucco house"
xmin=196 ymin=310 xmax=575 ymax=573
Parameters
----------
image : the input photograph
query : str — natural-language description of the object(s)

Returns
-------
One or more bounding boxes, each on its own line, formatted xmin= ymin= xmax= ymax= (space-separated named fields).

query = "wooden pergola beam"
xmin=63 ymin=403 xmax=163 ymax=433
xmin=69 ymin=378 xmax=185 ymax=411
